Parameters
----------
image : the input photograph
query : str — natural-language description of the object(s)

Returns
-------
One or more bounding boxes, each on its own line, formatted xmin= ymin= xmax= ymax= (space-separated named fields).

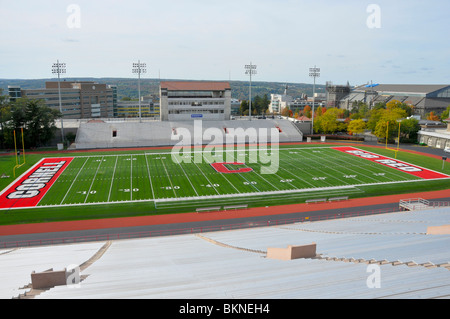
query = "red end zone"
xmin=332 ymin=147 xmax=449 ymax=180
xmin=0 ymin=157 xmax=73 ymax=209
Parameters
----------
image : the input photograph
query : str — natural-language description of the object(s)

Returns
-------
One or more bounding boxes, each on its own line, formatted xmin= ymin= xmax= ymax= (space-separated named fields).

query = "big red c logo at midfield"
xmin=0 ymin=157 xmax=73 ymax=209
xmin=211 ymin=162 xmax=253 ymax=174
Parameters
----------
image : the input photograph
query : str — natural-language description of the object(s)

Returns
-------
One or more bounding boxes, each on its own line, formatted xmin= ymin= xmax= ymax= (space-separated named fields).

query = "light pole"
xmin=309 ymin=65 xmax=320 ymax=135
xmin=132 ymin=60 xmax=147 ymax=122
xmin=245 ymin=63 xmax=257 ymax=121
xmin=52 ymin=60 xmax=66 ymax=144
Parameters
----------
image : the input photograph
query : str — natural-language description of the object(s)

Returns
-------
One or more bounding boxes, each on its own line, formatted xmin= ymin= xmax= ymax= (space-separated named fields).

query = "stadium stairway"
xmin=195 ymin=231 xmax=450 ymax=271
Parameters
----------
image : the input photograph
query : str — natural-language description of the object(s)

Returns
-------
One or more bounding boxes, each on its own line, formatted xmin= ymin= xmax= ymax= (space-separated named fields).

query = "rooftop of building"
xmin=353 ymin=84 xmax=450 ymax=95
xmin=160 ymin=81 xmax=231 ymax=91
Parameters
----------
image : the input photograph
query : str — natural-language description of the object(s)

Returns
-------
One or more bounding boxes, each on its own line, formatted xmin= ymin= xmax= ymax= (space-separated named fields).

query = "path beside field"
xmin=0 ymin=189 xmax=449 ymax=236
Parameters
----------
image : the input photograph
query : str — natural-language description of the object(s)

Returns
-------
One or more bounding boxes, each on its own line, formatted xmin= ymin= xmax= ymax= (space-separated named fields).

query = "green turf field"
xmin=0 ymin=144 xmax=449 ymax=225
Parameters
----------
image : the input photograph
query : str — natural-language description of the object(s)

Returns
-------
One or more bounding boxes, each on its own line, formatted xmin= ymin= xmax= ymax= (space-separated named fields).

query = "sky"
xmin=0 ymin=0 xmax=449 ymax=86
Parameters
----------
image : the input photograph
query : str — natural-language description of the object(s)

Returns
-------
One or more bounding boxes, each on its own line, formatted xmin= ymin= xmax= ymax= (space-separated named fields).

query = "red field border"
xmin=332 ymin=146 xmax=450 ymax=180
xmin=0 ymin=157 xmax=73 ymax=210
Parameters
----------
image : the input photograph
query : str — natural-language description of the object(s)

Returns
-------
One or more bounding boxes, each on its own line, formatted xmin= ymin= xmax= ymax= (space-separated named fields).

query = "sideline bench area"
xmin=196 ymin=204 xmax=248 ymax=213
xmin=196 ymin=196 xmax=350 ymax=212
xmin=306 ymin=196 xmax=349 ymax=204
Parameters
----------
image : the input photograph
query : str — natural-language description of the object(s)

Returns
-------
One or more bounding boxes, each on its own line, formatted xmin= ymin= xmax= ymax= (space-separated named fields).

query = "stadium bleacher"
xmin=2 ymin=207 xmax=449 ymax=299
xmin=74 ymin=119 xmax=303 ymax=149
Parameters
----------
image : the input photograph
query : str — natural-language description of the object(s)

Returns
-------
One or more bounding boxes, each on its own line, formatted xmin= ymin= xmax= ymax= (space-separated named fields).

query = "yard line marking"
xmin=145 ymin=154 xmax=155 ymax=200
xmin=248 ymin=165 xmax=280 ymax=191
xmin=201 ymin=155 xmax=242 ymax=194
xmin=108 ymin=156 xmax=119 ymax=202
xmin=85 ymin=156 xmax=104 ymax=203
xmin=281 ymin=151 xmax=335 ymax=187
xmin=60 ymin=157 xmax=89 ymax=205
xmin=298 ymin=148 xmax=376 ymax=184
xmin=325 ymin=148 xmax=408 ymax=182
xmin=192 ymin=160 xmax=221 ymax=195
xmin=173 ymin=155 xmax=199 ymax=196
xmin=160 ymin=156 xmax=177 ymax=197
xmin=130 ymin=155 xmax=133 ymax=201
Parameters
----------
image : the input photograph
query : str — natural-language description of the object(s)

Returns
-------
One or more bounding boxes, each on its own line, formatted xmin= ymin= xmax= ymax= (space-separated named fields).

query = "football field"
xmin=1 ymin=146 xmax=448 ymax=211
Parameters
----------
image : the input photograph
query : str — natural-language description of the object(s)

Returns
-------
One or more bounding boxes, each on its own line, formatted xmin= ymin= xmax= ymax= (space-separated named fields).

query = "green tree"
xmin=253 ymin=95 xmax=262 ymax=114
xmin=399 ymin=118 xmax=420 ymax=142
xmin=347 ymin=119 xmax=366 ymax=135
xmin=0 ymin=89 xmax=11 ymax=149
xmin=261 ymin=94 xmax=270 ymax=113
xmin=440 ymin=105 xmax=450 ymax=121
xmin=386 ymin=99 xmax=414 ymax=117
xmin=319 ymin=111 xmax=338 ymax=134
xmin=367 ymin=108 xmax=385 ymax=132
xmin=239 ymin=100 xmax=249 ymax=116
xmin=5 ymin=98 xmax=61 ymax=148
xmin=373 ymin=107 xmax=408 ymax=142
xmin=350 ymin=101 xmax=369 ymax=119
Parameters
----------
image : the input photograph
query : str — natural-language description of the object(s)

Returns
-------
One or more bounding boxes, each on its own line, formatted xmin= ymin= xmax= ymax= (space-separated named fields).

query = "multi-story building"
xmin=268 ymin=93 xmax=293 ymax=114
xmin=116 ymin=96 xmax=160 ymax=118
xmin=159 ymin=81 xmax=231 ymax=121
xmin=326 ymin=82 xmax=351 ymax=108
xmin=8 ymin=81 xmax=116 ymax=119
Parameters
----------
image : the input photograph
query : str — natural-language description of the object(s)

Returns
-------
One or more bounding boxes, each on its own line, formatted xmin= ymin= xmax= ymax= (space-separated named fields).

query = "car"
xmin=444 ymin=147 xmax=450 ymax=153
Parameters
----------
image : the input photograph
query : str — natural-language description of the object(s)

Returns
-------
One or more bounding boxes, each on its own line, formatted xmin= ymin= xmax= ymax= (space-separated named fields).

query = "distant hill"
xmin=0 ymin=78 xmax=326 ymax=101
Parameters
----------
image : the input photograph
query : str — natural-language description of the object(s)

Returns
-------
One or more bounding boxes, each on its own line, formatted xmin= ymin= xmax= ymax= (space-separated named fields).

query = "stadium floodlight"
xmin=309 ymin=65 xmax=320 ymax=135
xmin=132 ymin=60 xmax=147 ymax=122
xmin=245 ymin=63 xmax=257 ymax=121
xmin=52 ymin=60 xmax=66 ymax=144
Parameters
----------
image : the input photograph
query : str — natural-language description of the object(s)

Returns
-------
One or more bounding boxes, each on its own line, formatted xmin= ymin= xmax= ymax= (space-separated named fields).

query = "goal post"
xmin=13 ymin=128 xmax=26 ymax=177
xmin=385 ymin=121 xmax=400 ymax=159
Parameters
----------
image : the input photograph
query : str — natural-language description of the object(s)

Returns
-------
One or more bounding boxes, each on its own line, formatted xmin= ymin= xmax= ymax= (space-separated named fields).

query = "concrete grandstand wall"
xmin=74 ymin=119 xmax=303 ymax=149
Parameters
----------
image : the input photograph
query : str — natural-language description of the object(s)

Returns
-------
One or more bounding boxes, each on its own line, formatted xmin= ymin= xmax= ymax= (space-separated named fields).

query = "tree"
xmin=4 ymin=98 xmax=61 ymax=148
xmin=373 ymin=107 xmax=408 ymax=142
xmin=350 ymin=101 xmax=369 ymax=119
xmin=399 ymin=118 xmax=420 ymax=142
xmin=347 ymin=119 xmax=366 ymax=135
xmin=261 ymin=94 xmax=270 ymax=113
xmin=319 ymin=111 xmax=338 ymax=134
xmin=239 ymin=100 xmax=249 ymax=116
xmin=367 ymin=107 xmax=385 ymax=132
xmin=440 ymin=106 xmax=450 ymax=121
xmin=303 ymin=105 xmax=312 ymax=118
xmin=386 ymin=100 xmax=414 ymax=117
xmin=281 ymin=107 xmax=292 ymax=117
xmin=426 ymin=111 xmax=440 ymax=121
xmin=0 ymin=89 xmax=11 ymax=149
xmin=253 ymin=95 xmax=262 ymax=114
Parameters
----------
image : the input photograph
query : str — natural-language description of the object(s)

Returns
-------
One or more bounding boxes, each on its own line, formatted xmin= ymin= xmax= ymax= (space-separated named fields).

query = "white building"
xmin=159 ymin=81 xmax=231 ymax=121
xmin=418 ymin=118 xmax=450 ymax=151
xmin=269 ymin=93 xmax=293 ymax=114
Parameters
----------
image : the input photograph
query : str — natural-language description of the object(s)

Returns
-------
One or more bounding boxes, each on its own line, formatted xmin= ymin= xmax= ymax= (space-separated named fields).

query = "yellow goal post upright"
xmin=385 ymin=121 xmax=401 ymax=159
xmin=13 ymin=127 xmax=26 ymax=178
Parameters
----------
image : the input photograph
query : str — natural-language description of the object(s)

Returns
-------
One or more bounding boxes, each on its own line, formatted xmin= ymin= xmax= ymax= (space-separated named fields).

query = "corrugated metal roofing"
xmin=354 ymin=84 xmax=450 ymax=95
xmin=1 ymin=208 xmax=449 ymax=299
